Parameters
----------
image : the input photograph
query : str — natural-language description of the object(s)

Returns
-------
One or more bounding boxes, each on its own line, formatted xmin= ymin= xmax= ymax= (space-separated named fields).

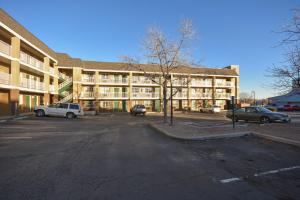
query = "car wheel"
xmin=260 ymin=116 xmax=270 ymax=124
xmin=66 ymin=112 xmax=75 ymax=119
xmin=36 ymin=109 xmax=45 ymax=117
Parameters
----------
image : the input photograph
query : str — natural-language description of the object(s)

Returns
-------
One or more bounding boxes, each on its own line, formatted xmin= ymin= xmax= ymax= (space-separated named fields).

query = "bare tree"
xmin=239 ymin=92 xmax=253 ymax=104
xmin=122 ymin=19 xmax=197 ymax=123
xmin=267 ymin=9 xmax=300 ymax=93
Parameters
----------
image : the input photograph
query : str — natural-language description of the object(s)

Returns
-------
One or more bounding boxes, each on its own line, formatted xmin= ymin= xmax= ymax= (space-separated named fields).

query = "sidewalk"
xmin=0 ymin=112 xmax=33 ymax=122
xmin=149 ymin=120 xmax=300 ymax=147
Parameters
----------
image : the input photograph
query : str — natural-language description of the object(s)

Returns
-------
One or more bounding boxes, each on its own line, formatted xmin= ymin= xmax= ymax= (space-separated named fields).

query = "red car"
xmin=292 ymin=105 xmax=300 ymax=111
xmin=283 ymin=105 xmax=294 ymax=111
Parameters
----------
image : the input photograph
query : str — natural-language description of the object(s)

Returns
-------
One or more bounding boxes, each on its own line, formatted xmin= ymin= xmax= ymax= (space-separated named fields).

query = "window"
xmin=69 ymin=104 xmax=80 ymax=110
xmin=59 ymin=103 xmax=69 ymax=109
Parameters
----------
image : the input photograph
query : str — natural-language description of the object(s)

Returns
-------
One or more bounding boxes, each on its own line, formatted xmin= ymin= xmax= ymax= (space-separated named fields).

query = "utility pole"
xmin=251 ymin=91 xmax=256 ymax=105
xmin=170 ymin=80 xmax=173 ymax=126
xmin=231 ymin=96 xmax=235 ymax=129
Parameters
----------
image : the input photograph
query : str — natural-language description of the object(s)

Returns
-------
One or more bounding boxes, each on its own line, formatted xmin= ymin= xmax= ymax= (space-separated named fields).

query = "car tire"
xmin=36 ymin=109 xmax=45 ymax=117
xmin=260 ymin=116 xmax=270 ymax=124
xmin=66 ymin=112 xmax=75 ymax=119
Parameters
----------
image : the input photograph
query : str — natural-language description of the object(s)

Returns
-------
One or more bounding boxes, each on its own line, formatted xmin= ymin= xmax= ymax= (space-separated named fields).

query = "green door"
xmin=33 ymin=96 xmax=37 ymax=107
xmin=114 ymin=101 xmax=119 ymax=112
xmin=122 ymin=100 xmax=126 ymax=112
xmin=155 ymin=100 xmax=160 ymax=112
xmin=25 ymin=95 xmax=30 ymax=110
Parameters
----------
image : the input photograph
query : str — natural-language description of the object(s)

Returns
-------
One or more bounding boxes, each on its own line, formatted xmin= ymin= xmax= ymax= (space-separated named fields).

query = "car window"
xmin=245 ymin=107 xmax=256 ymax=113
xmin=48 ymin=104 xmax=58 ymax=108
xmin=59 ymin=103 xmax=69 ymax=109
xmin=69 ymin=104 xmax=79 ymax=110
xmin=236 ymin=108 xmax=245 ymax=112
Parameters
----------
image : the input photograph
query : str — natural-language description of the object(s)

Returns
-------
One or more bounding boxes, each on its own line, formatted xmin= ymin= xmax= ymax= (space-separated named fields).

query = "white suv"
xmin=34 ymin=103 xmax=84 ymax=119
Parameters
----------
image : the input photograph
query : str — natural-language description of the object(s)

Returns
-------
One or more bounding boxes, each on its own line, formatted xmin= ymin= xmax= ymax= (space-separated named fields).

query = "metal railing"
xmin=20 ymin=51 xmax=44 ymax=71
xmin=190 ymin=81 xmax=213 ymax=87
xmin=99 ymin=78 xmax=129 ymax=84
xmin=58 ymin=72 xmax=70 ymax=80
xmin=49 ymin=67 xmax=55 ymax=76
xmin=0 ymin=72 xmax=11 ymax=85
xmin=59 ymin=93 xmax=73 ymax=103
xmin=191 ymin=93 xmax=213 ymax=99
xmin=132 ymin=78 xmax=159 ymax=85
xmin=132 ymin=92 xmax=160 ymax=99
xmin=80 ymin=91 xmax=95 ymax=98
xmin=59 ymin=77 xmax=72 ymax=89
xmin=214 ymin=93 xmax=231 ymax=99
xmin=82 ymin=76 xmax=95 ymax=83
xmin=20 ymin=77 xmax=44 ymax=91
xmin=99 ymin=92 xmax=128 ymax=99
xmin=0 ymin=40 xmax=11 ymax=56
xmin=215 ymin=82 xmax=234 ymax=87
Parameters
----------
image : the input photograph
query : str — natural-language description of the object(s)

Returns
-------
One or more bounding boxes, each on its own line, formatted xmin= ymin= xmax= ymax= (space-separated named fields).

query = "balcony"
xmin=0 ymin=40 xmax=11 ymax=56
xmin=80 ymin=91 xmax=95 ymax=99
xmin=214 ymin=93 xmax=231 ymax=99
xmin=49 ymin=84 xmax=55 ymax=93
xmin=215 ymin=81 xmax=234 ymax=87
xmin=20 ymin=51 xmax=44 ymax=71
xmin=19 ymin=77 xmax=44 ymax=91
xmin=99 ymin=92 xmax=128 ymax=99
xmin=190 ymin=80 xmax=212 ymax=87
xmin=58 ymin=72 xmax=70 ymax=80
xmin=49 ymin=67 xmax=55 ymax=76
xmin=132 ymin=92 xmax=160 ymax=99
xmin=171 ymin=79 xmax=188 ymax=86
xmin=0 ymin=72 xmax=11 ymax=85
xmin=99 ymin=78 xmax=129 ymax=85
xmin=191 ymin=93 xmax=213 ymax=99
xmin=132 ymin=78 xmax=159 ymax=85
xmin=81 ymin=75 xmax=95 ymax=84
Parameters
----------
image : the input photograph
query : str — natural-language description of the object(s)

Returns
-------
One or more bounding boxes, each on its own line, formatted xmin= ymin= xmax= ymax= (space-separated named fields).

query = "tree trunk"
xmin=163 ymin=83 xmax=168 ymax=123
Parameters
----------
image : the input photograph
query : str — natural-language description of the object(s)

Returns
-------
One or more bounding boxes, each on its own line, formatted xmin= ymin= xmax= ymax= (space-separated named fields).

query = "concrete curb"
xmin=148 ymin=123 xmax=300 ymax=147
xmin=251 ymin=131 xmax=300 ymax=148
xmin=0 ymin=113 xmax=33 ymax=123
xmin=148 ymin=123 xmax=251 ymax=141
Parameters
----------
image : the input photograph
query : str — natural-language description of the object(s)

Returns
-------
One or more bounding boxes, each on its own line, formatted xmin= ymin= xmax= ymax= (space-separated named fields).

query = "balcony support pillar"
xmin=212 ymin=76 xmax=216 ymax=105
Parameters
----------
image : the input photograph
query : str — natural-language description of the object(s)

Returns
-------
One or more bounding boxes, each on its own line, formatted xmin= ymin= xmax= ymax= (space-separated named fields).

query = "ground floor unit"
xmin=79 ymin=99 xmax=232 ymax=112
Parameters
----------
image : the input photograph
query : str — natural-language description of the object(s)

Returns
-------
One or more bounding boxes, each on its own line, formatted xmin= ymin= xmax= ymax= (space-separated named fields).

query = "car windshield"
xmin=257 ymin=107 xmax=273 ymax=113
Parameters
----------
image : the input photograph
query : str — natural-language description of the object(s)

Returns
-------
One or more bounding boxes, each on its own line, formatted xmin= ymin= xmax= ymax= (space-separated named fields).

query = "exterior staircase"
xmin=58 ymin=75 xmax=73 ymax=103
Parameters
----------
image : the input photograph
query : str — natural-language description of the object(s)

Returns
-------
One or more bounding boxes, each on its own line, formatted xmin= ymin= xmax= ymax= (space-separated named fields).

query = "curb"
xmin=251 ymin=131 xmax=300 ymax=148
xmin=148 ymin=123 xmax=300 ymax=148
xmin=148 ymin=123 xmax=251 ymax=141
xmin=0 ymin=113 xmax=33 ymax=123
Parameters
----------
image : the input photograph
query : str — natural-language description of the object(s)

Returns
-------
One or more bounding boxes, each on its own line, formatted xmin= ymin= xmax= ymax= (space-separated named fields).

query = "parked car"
xmin=200 ymin=105 xmax=221 ymax=113
xmin=283 ymin=104 xmax=294 ymax=112
xmin=226 ymin=106 xmax=291 ymax=123
xmin=34 ymin=103 xmax=84 ymax=119
xmin=130 ymin=105 xmax=146 ymax=116
xmin=264 ymin=105 xmax=278 ymax=112
xmin=292 ymin=105 xmax=300 ymax=111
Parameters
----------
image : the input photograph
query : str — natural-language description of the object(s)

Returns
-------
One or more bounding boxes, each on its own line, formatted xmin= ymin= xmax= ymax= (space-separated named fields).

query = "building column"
xmin=10 ymin=37 xmax=20 ymax=115
xmin=54 ymin=63 xmax=59 ymax=102
xmin=187 ymin=75 xmax=191 ymax=110
xmin=128 ymin=72 xmax=133 ymax=111
xmin=43 ymin=57 xmax=50 ymax=105
xmin=72 ymin=67 xmax=82 ymax=103
xmin=94 ymin=71 xmax=99 ymax=112
xmin=212 ymin=76 xmax=216 ymax=105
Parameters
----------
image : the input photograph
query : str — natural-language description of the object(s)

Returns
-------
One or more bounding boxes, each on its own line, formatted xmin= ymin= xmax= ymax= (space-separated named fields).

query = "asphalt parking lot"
xmin=0 ymin=115 xmax=300 ymax=200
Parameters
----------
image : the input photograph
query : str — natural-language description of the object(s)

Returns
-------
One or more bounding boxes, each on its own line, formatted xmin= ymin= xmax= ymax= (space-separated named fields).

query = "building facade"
xmin=0 ymin=9 xmax=240 ymax=116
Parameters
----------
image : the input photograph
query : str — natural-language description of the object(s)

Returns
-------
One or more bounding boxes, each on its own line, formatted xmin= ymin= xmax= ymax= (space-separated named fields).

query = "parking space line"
xmin=220 ymin=165 xmax=300 ymax=184
xmin=0 ymin=136 xmax=33 ymax=139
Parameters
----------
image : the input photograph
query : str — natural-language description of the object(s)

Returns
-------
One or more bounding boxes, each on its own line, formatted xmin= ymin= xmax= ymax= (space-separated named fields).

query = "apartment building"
xmin=0 ymin=9 xmax=240 ymax=116
xmin=56 ymin=53 xmax=239 ymax=112
xmin=0 ymin=9 xmax=59 ymax=116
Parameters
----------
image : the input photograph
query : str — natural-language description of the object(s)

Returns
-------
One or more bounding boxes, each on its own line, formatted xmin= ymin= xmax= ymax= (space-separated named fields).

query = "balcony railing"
xmin=49 ymin=67 xmax=55 ymax=76
xmin=80 ymin=92 xmax=95 ymax=98
xmin=191 ymin=93 xmax=213 ymax=99
xmin=191 ymin=81 xmax=212 ymax=87
xmin=99 ymin=78 xmax=128 ymax=85
xmin=132 ymin=78 xmax=159 ymax=85
xmin=20 ymin=77 xmax=44 ymax=91
xmin=214 ymin=93 xmax=231 ymax=99
xmin=58 ymin=72 xmax=70 ymax=80
xmin=99 ymin=92 xmax=128 ymax=99
xmin=20 ymin=51 xmax=44 ymax=71
xmin=0 ymin=72 xmax=11 ymax=85
xmin=0 ymin=40 xmax=11 ymax=56
xmin=81 ymin=76 xmax=95 ymax=83
xmin=171 ymin=79 xmax=188 ymax=86
xmin=215 ymin=82 xmax=234 ymax=87
xmin=49 ymin=84 xmax=55 ymax=93
xmin=132 ymin=92 xmax=160 ymax=99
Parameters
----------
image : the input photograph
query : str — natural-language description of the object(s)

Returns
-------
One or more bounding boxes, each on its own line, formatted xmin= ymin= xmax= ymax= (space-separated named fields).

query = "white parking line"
xmin=0 ymin=136 xmax=33 ymax=139
xmin=220 ymin=165 xmax=300 ymax=184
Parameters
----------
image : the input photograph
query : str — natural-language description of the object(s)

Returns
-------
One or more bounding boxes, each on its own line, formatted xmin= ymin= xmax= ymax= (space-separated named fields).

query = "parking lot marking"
xmin=220 ymin=165 xmax=300 ymax=184
xmin=0 ymin=136 xmax=33 ymax=139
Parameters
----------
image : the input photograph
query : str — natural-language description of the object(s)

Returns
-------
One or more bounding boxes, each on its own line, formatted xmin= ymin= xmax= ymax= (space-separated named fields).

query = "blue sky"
xmin=1 ymin=0 xmax=299 ymax=98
